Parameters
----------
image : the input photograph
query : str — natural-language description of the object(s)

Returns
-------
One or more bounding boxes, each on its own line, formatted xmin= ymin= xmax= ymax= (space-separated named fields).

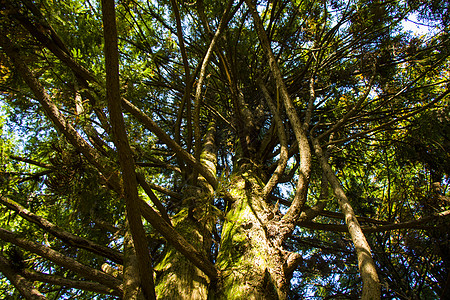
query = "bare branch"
xmin=22 ymin=268 xmax=122 ymax=298
xmin=0 ymin=228 xmax=123 ymax=293
xmin=0 ymin=254 xmax=48 ymax=300
xmin=0 ymin=194 xmax=123 ymax=264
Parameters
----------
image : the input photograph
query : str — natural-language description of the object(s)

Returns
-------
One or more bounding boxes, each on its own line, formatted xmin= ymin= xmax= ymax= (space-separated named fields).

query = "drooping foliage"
xmin=0 ymin=0 xmax=449 ymax=299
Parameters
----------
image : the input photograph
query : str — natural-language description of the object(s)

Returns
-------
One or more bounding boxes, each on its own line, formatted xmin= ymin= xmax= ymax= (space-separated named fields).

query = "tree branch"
xmin=1 ymin=35 xmax=219 ymax=285
xmin=298 ymin=209 xmax=450 ymax=233
xmin=9 ymin=155 xmax=52 ymax=169
xmin=139 ymin=199 xmax=219 ymax=280
xmin=0 ymin=228 xmax=122 ymax=293
xmin=21 ymin=268 xmax=122 ymax=298
xmin=0 ymin=34 xmax=111 ymax=186
xmin=0 ymin=194 xmax=123 ymax=264
xmin=100 ymin=0 xmax=155 ymax=298
xmin=312 ymin=138 xmax=380 ymax=299
xmin=193 ymin=0 xmax=236 ymax=176
xmin=258 ymin=81 xmax=289 ymax=200
xmin=122 ymin=98 xmax=218 ymax=188
xmin=136 ymin=173 xmax=172 ymax=225
xmin=245 ymin=0 xmax=312 ymax=232
xmin=0 ymin=254 xmax=48 ymax=300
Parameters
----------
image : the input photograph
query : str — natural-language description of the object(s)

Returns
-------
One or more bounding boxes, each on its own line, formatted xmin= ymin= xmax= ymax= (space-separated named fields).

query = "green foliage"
xmin=0 ymin=0 xmax=449 ymax=298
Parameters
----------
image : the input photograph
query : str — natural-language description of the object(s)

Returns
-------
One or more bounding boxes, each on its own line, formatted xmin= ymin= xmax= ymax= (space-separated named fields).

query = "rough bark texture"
xmin=155 ymin=209 xmax=210 ymax=299
xmin=213 ymin=166 xmax=288 ymax=300
xmin=155 ymin=120 xmax=217 ymax=299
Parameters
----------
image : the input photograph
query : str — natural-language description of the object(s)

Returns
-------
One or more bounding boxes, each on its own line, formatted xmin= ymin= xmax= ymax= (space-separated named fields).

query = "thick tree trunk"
xmin=155 ymin=208 xmax=210 ymax=299
xmin=213 ymin=167 xmax=288 ymax=299
xmin=155 ymin=120 xmax=217 ymax=299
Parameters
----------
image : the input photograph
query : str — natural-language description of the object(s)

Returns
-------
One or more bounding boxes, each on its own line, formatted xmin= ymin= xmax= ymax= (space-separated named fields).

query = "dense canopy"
xmin=0 ymin=0 xmax=449 ymax=299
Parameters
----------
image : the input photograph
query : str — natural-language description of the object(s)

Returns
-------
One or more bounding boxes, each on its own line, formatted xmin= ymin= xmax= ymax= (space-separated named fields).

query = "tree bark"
xmin=155 ymin=119 xmax=217 ymax=299
xmin=101 ymin=0 xmax=156 ymax=298
xmin=313 ymin=138 xmax=381 ymax=299
xmin=214 ymin=167 xmax=289 ymax=299
xmin=154 ymin=209 xmax=210 ymax=299
xmin=0 ymin=255 xmax=48 ymax=300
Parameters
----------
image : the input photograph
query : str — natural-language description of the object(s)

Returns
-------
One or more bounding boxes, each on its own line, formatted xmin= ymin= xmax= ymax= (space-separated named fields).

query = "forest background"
xmin=0 ymin=0 xmax=449 ymax=299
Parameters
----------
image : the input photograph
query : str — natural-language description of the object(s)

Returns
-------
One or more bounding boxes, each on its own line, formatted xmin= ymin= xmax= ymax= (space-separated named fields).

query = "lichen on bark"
xmin=213 ymin=168 xmax=288 ymax=299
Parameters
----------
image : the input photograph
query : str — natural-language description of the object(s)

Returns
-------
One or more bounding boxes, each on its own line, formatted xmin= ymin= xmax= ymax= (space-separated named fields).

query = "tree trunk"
xmin=213 ymin=166 xmax=288 ymax=300
xmin=155 ymin=120 xmax=217 ymax=299
xmin=155 ymin=208 xmax=210 ymax=299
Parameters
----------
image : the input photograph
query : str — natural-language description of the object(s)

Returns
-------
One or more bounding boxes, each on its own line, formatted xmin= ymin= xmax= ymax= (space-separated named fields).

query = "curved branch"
xmin=298 ymin=170 xmax=329 ymax=222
